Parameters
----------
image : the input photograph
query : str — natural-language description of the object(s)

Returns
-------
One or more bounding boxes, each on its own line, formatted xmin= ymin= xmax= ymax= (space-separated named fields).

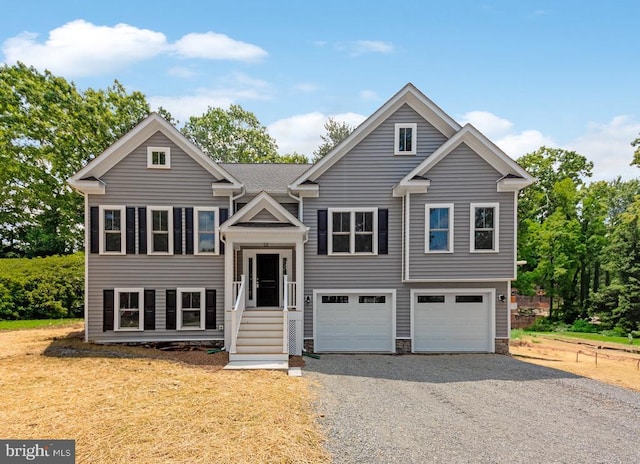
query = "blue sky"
xmin=1 ymin=0 xmax=639 ymax=180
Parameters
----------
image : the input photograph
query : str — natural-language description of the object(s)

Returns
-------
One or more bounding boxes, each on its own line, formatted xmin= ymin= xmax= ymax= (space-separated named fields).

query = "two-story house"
xmin=69 ymin=83 xmax=534 ymax=369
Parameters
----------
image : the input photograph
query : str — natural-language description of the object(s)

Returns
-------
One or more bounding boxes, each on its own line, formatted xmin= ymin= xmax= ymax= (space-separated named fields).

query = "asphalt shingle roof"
xmin=220 ymin=163 xmax=312 ymax=194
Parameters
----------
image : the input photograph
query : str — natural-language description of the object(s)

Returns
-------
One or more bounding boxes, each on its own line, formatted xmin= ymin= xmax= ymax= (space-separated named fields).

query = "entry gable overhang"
xmin=289 ymin=83 xmax=462 ymax=193
xmin=68 ymin=113 xmax=243 ymax=195
xmin=220 ymin=191 xmax=309 ymax=234
xmin=393 ymin=124 xmax=534 ymax=196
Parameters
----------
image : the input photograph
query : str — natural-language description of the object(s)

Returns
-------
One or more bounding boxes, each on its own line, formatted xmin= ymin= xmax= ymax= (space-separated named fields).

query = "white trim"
xmin=114 ymin=288 xmax=144 ymax=331
xmin=221 ymin=191 xmax=308 ymax=232
xmin=327 ymin=207 xmax=378 ymax=255
xmin=194 ymin=206 xmax=219 ymax=255
xmin=470 ymin=202 xmax=499 ymax=253
xmin=98 ymin=205 xmax=126 ymax=255
xmin=147 ymin=146 xmax=171 ymax=169
xmin=513 ymin=191 xmax=518 ymax=279
xmin=425 ymin=203 xmax=454 ymax=253
xmin=177 ymin=287 xmax=206 ymax=330
xmin=394 ymin=123 xmax=417 ymax=155
xmin=243 ymin=249 xmax=293 ymax=308
xmin=403 ymin=277 xmax=513 ymax=283
xmin=147 ymin=206 xmax=174 ymax=255
xmin=313 ymin=288 xmax=396 ymax=353
xmin=507 ymin=281 xmax=512 ymax=335
xmin=405 ymin=194 xmax=411 ymax=279
xmin=410 ymin=288 xmax=495 ymax=353
xmin=84 ymin=194 xmax=89 ymax=342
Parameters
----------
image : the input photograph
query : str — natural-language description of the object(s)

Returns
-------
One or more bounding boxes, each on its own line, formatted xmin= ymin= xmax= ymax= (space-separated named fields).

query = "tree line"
xmin=1 ymin=63 xmax=639 ymax=333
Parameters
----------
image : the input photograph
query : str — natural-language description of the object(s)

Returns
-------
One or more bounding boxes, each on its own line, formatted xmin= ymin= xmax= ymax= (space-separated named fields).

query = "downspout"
xmin=229 ymin=187 xmax=245 ymax=213
xmin=401 ymin=194 xmax=405 ymax=282
xmin=83 ymin=192 xmax=89 ymax=342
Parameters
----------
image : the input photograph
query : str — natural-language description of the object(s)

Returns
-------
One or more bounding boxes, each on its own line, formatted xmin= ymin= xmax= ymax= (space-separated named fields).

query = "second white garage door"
xmin=315 ymin=291 xmax=395 ymax=352
xmin=413 ymin=290 xmax=493 ymax=352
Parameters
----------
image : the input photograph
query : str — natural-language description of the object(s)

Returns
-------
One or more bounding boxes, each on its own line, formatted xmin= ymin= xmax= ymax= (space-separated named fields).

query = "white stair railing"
xmin=230 ymin=275 xmax=246 ymax=354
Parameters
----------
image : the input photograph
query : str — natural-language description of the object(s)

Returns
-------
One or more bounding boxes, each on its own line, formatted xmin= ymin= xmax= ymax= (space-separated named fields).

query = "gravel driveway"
xmin=305 ymin=354 xmax=640 ymax=464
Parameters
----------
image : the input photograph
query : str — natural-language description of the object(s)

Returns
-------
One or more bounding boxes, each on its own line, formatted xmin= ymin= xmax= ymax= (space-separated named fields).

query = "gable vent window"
xmin=394 ymin=123 xmax=417 ymax=155
xmin=147 ymin=147 xmax=171 ymax=169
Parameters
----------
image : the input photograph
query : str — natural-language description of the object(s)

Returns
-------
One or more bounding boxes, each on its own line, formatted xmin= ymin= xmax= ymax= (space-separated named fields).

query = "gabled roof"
xmin=69 ymin=113 xmax=242 ymax=193
xmin=290 ymin=83 xmax=461 ymax=190
xmin=221 ymin=163 xmax=311 ymax=194
xmin=393 ymin=124 xmax=535 ymax=196
xmin=220 ymin=191 xmax=308 ymax=232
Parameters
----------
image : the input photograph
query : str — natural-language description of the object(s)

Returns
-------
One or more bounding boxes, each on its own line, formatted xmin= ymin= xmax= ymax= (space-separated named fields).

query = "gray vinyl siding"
xmin=408 ymin=281 xmax=510 ymax=338
xmin=303 ymin=105 xmax=448 ymax=338
xmin=409 ymin=143 xmax=516 ymax=279
xmin=87 ymin=131 xmax=227 ymax=342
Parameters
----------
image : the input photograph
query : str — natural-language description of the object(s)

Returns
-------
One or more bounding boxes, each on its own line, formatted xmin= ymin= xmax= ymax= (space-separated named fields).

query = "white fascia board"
xmin=497 ymin=177 xmax=535 ymax=192
xmin=289 ymin=183 xmax=319 ymax=198
xmin=392 ymin=180 xmax=430 ymax=197
xmin=290 ymin=83 xmax=461 ymax=189
xmin=212 ymin=183 xmax=242 ymax=196
xmin=68 ymin=178 xmax=106 ymax=195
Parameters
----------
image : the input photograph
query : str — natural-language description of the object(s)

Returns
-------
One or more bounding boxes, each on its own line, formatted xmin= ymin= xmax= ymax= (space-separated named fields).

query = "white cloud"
xmin=461 ymin=109 xmax=640 ymax=181
xmin=459 ymin=111 xmax=514 ymax=139
xmin=565 ymin=116 xmax=640 ymax=181
xmin=171 ymin=32 xmax=267 ymax=61
xmin=2 ymin=19 xmax=166 ymax=77
xmin=295 ymin=82 xmax=319 ymax=93
xmin=269 ymin=112 xmax=366 ymax=157
xmin=2 ymin=20 xmax=267 ymax=77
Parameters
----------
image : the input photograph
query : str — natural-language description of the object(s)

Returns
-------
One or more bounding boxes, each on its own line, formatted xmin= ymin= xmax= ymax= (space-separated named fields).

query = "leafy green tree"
xmin=312 ymin=118 xmax=354 ymax=162
xmin=0 ymin=62 xmax=150 ymax=256
xmin=181 ymin=105 xmax=280 ymax=163
xmin=631 ymin=134 xmax=640 ymax=166
xmin=277 ymin=152 xmax=310 ymax=164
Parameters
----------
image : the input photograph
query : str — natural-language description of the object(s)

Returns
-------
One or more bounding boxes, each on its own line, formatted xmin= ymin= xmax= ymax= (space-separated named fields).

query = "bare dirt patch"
xmin=0 ymin=324 xmax=328 ymax=464
xmin=511 ymin=334 xmax=640 ymax=392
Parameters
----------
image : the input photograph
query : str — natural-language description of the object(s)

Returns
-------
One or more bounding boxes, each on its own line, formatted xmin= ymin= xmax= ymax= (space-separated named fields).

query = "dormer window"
xmin=147 ymin=147 xmax=171 ymax=168
xmin=394 ymin=123 xmax=417 ymax=155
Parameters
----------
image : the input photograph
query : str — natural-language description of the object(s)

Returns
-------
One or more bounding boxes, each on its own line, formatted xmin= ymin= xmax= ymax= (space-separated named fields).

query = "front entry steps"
xmin=224 ymin=310 xmax=289 ymax=370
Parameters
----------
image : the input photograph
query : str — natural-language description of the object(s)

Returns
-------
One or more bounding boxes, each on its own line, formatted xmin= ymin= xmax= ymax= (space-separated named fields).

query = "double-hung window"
xmin=147 ymin=207 xmax=173 ymax=254
xmin=99 ymin=205 xmax=125 ymax=254
xmin=194 ymin=207 xmax=218 ymax=255
xmin=394 ymin=123 xmax=417 ymax=155
xmin=178 ymin=288 xmax=205 ymax=330
xmin=115 ymin=288 xmax=143 ymax=330
xmin=328 ymin=208 xmax=377 ymax=255
xmin=470 ymin=203 xmax=499 ymax=252
xmin=147 ymin=147 xmax=171 ymax=169
xmin=425 ymin=203 xmax=454 ymax=253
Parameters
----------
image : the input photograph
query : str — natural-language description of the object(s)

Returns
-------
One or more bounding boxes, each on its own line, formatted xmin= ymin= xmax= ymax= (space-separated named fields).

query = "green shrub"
xmin=0 ymin=253 xmax=83 ymax=320
xmin=525 ymin=316 xmax=556 ymax=332
xmin=569 ymin=319 xmax=599 ymax=333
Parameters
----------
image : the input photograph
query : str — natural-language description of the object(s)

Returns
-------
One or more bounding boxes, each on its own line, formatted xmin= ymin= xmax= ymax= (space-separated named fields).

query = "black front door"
xmin=257 ymin=254 xmax=279 ymax=307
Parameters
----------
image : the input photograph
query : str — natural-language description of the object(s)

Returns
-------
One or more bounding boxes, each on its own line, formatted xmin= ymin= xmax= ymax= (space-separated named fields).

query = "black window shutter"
xmin=173 ymin=208 xmax=183 ymax=255
xmin=205 ymin=289 xmax=217 ymax=329
xmin=378 ymin=208 xmax=389 ymax=255
xmin=219 ymin=208 xmax=228 ymax=255
xmin=138 ymin=207 xmax=147 ymax=254
xmin=185 ymin=207 xmax=194 ymax=255
xmin=126 ymin=207 xmax=136 ymax=254
xmin=166 ymin=289 xmax=177 ymax=330
xmin=144 ymin=289 xmax=156 ymax=330
xmin=103 ymin=289 xmax=114 ymax=331
xmin=90 ymin=207 xmax=99 ymax=254
xmin=317 ymin=209 xmax=328 ymax=255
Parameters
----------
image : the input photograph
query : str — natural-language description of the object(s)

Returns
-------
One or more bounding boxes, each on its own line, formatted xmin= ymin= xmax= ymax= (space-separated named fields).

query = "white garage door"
xmin=316 ymin=291 xmax=394 ymax=352
xmin=413 ymin=291 xmax=493 ymax=352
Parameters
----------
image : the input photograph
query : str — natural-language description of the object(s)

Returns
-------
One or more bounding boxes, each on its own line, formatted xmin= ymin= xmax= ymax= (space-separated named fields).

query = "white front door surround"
xmin=243 ymin=249 xmax=293 ymax=308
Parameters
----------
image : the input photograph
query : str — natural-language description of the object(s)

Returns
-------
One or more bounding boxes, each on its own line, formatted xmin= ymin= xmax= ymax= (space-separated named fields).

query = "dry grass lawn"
xmin=0 ymin=324 xmax=330 ymax=464
xmin=511 ymin=334 xmax=640 ymax=392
